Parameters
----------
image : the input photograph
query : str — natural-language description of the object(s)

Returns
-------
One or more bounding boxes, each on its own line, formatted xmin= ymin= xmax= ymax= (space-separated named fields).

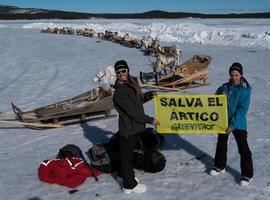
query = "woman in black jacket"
xmin=113 ymin=60 xmax=159 ymax=194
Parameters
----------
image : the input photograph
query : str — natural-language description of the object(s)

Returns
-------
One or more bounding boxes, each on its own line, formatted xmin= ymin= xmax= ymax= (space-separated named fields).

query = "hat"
xmin=229 ymin=62 xmax=243 ymax=75
xmin=114 ymin=60 xmax=129 ymax=72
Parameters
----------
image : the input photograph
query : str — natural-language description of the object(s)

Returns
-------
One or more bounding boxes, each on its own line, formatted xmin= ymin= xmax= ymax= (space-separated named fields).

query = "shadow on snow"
xmin=80 ymin=122 xmax=241 ymax=182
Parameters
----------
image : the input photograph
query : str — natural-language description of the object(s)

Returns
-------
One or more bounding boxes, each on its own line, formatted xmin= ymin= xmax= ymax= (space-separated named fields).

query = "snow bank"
xmin=13 ymin=18 xmax=270 ymax=50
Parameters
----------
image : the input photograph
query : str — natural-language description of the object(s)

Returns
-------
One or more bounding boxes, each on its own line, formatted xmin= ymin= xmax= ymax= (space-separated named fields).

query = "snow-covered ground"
xmin=0 ymin=19 xmax=270 ymax=200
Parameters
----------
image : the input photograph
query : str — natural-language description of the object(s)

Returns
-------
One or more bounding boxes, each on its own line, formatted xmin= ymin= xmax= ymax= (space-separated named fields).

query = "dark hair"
xmin=114 ymin=60 xmax=129 ymax=71
xmin=126 ymin=75 xmax=142 ymax=99
xmin=229 ymin=76 xmax=250 ymax=88
xmin=229 ymin=62 xmax=243 ymax=75
xmin=241 ymin=77 xmax=250 ymax=88
xmin=228 ymin=62 xmax=250 ymax=88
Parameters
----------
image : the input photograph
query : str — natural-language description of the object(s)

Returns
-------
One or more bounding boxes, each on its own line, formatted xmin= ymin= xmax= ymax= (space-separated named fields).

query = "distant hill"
xmin=0 ymin=5 xmax=270 ymax=19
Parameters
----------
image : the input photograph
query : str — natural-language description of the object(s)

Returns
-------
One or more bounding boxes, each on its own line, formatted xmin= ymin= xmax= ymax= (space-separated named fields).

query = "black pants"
xmin=214 ymin=129 xmax=253 ymax=178
xmin=119 ymin=134 xmax=139 ymax=189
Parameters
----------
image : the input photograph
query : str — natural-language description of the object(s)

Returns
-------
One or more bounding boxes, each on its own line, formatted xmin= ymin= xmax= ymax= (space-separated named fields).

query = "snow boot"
xmin=240 ymin=176 xmax=252 ymax=186
xmin=209 ymin=166 xmax=225 ymax=176
xmin=123 ymin=183 xmax=147 ymax=194
xmin=117 ymin=176 xmax=139 ymax=185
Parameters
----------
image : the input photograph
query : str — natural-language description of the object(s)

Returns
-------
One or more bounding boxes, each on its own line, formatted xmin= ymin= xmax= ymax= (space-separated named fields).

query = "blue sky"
xmin=1 ymin=0 xmax=270 ymax=14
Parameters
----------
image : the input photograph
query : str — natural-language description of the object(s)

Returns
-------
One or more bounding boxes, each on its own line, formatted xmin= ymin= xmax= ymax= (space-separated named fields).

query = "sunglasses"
xmin=116 ymin=69 xmax=128 ymax=75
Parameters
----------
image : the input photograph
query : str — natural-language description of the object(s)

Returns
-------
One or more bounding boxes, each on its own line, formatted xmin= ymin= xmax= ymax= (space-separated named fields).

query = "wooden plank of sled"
xmin=61 ymin=114 xmax=117 ymax=126
xmin=0 ymin=120 xmax=64 ymax=128
xmin=140 ymin=83 xmax=210 ymax=91
xmin=140 ymin=84 xmax=180 ymax=91
xmin=0 ymin=113 xmax=36 ymax=119
xmin=183 ymin=83 xmax=210 ymax=89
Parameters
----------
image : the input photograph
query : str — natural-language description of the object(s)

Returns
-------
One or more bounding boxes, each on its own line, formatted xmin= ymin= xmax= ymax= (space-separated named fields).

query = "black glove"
xmin=144 ymin=91 xmax=156 ymax=102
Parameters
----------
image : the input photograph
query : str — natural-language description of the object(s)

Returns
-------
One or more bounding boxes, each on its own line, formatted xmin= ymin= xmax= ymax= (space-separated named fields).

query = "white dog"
xmin=93 ymin=65 xmax=116 ymax=92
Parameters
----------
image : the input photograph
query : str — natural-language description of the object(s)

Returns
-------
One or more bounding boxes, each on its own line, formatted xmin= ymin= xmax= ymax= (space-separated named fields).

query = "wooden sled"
xmin=140 ymin=55 xmax=212 ymax=90
xmin=11 ymin=87 xmax=116 ymax=129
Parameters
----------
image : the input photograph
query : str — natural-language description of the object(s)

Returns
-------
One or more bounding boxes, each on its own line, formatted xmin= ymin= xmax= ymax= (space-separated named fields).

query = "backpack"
xmin=133 ymin=133 xmax=166 ymax=173
xmin=57 ymin=144 xmax=88 ymax=165
xmin=89 ymin=128 xmax=166 ymax=174
xmin=107 ymin=128 xmax=165 ymax=151
xmin=138 ymin=128 xmax=165 ymax=150
xmin=88 ymin=143 xmax=119 ymax=174
xmin=133 ymin=148 xmax=166 ymax=173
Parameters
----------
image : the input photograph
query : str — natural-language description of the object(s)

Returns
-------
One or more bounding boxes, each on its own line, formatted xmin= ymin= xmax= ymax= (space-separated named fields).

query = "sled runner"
xmin=10 ymin=87 xmax=115 ymax=129
xmin=140 ymin=55 xmax=212 ymax=90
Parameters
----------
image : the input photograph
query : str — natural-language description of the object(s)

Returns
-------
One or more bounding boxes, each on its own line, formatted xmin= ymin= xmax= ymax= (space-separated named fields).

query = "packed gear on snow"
xmin=38 ymin=157 xmax=102 ymax=188
xmin=137 ymin=127 xmax=166 ymax=150
xmin=57 ymin=144 xmax=99 ymax=181
xmin=132 ymin=128 xmax=166 ymax=173
xmin=88 ymin=143 xmax=114 ymax=174
xmin=89 ymin=128 xmax=166 ymax=173
xmin=57 ymin=144 xmax=88 ymax=163
xmin=133 ymin=148 xmax=166 ymax=173
xmin=107 ymin=127 xmax=165 ymax=151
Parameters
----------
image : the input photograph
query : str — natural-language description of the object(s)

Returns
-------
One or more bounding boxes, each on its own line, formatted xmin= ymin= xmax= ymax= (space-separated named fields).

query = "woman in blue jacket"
xmin=209 ymin=63 xmax=253 ymax=186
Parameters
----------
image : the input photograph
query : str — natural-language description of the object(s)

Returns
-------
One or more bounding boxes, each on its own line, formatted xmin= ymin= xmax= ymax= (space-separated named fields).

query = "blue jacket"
xmin=216 ymin=80 xmax=251 ymax=131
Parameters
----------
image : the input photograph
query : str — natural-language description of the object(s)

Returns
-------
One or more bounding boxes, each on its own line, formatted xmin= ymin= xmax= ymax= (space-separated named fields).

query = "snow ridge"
xmin=17 ymin=19 xmax=270 ymax=50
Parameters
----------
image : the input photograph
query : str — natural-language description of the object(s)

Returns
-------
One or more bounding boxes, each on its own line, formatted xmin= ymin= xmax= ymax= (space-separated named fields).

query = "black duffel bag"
xmin=108 ymin=128 xmax=166 ymax=173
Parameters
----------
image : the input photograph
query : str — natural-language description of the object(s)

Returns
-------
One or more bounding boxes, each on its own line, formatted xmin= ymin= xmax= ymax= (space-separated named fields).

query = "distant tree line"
xmin=0 ymin=6 xmax=270 ymax=19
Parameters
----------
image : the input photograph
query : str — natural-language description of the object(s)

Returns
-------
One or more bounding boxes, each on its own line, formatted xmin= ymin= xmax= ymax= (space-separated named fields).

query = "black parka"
xmin=113 ymin=81 xmax=154 ymax=137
